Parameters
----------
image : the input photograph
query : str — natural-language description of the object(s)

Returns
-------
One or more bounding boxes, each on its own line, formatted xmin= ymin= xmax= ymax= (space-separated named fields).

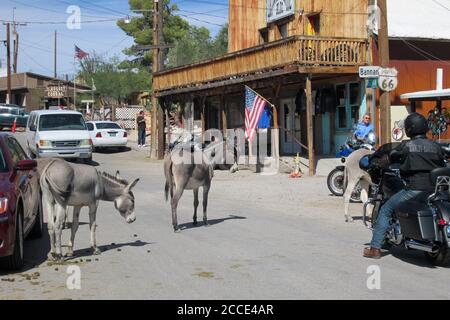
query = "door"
xmin=280 ymin=98 xmax=301 ymax=155
xmin=6 ymin=137 xmax=39 ymax=231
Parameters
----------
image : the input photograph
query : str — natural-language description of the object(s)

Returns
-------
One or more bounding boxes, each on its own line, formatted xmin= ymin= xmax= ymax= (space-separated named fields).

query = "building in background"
xmin=0 ymin=72 xmax=91 ymax=112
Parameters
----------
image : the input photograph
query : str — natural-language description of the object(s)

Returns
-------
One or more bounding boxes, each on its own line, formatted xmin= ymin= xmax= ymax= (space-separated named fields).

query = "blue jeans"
xmin=370 ymin=189 xmax=422 ymax=249
xmin=138 ymin=128 xmax=146 ymax=146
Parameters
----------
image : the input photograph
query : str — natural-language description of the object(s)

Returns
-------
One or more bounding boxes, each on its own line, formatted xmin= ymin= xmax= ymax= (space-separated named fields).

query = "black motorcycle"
xmin=360 ymin=148 xmax=450 ymax=266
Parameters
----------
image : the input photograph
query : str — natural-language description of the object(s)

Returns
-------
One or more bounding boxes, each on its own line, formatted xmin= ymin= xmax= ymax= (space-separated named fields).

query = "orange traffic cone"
xmin=11 ymin=118 xmax=17 ymax=133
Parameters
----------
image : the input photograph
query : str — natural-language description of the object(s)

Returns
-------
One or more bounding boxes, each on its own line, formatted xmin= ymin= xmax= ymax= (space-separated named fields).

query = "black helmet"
xmin=404 ymin=113 xmax=428 ymax=138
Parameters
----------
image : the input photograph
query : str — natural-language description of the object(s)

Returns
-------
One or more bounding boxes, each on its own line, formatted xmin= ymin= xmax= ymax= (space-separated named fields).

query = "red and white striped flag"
xmin=245 ymin=86 xmax=267 ymax=143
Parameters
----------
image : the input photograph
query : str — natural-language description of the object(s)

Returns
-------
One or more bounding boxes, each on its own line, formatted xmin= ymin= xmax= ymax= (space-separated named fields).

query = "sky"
xmin=0 ymin=0 xmax=229 ymax=78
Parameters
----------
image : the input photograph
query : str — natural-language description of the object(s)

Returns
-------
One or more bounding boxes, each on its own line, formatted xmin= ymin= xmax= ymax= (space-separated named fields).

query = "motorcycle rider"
xmin=363 ymin=112 xmax=446 ymax=259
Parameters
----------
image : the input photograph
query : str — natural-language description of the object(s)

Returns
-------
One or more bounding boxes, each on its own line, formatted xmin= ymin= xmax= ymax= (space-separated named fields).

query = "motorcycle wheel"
xmin=350 ymin=182 xmax=362 ymax=203
xmin=327 ymin=168 xmax=344 ymax=197
xmin=424 ymin=232 xmax=450 ymax=267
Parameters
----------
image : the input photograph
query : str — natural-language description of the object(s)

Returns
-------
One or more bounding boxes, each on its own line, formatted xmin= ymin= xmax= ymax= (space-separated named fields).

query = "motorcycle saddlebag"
xmin=396 ymin=202 xmax=436 ymax=240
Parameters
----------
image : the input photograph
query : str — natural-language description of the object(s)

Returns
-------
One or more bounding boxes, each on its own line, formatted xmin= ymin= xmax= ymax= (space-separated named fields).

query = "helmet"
xmin=404 ymin=113 xmax=428 ymax=138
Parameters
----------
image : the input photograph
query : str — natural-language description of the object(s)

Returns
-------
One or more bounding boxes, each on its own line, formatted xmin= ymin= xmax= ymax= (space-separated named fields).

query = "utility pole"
xmin=6 ymin=23 xmax=12 ymax=104
xmin=378 ymin=0 xmax=391 ymax=144
xmin=54 ymin=30 xmax=57 ymax=78
xmin=12 ymin=8 xmax=26 ymax=74
xmin=150 ymin=0 xmax=162 ymax=159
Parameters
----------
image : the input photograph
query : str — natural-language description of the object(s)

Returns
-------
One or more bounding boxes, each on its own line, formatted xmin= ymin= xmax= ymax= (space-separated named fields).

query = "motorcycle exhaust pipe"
xmin=405 ymin=240 xmax=439 ymax=253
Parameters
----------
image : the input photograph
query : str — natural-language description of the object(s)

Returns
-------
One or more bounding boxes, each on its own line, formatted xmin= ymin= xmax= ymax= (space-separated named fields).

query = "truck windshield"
xmin=39 ymin=114 xmax=87 ymax=131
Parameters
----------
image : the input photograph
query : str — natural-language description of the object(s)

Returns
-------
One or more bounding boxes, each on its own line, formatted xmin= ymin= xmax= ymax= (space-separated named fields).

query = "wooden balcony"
xmin=153 ymin=36 xmax=368 ymax=94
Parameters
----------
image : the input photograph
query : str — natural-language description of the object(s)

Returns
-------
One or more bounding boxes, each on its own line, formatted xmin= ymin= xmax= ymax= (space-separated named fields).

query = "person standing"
xmin=137 ymin=110 xmax=146 ymax=148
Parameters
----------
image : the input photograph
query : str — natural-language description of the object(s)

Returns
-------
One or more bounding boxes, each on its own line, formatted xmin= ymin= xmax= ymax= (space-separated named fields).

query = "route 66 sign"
xmin=378 ymin=68 xmax=398 ymax=92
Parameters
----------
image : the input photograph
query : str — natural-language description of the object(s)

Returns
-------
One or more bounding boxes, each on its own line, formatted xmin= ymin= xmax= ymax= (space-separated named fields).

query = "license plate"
xmin=109 ymin=132 xmax=117 ymax=137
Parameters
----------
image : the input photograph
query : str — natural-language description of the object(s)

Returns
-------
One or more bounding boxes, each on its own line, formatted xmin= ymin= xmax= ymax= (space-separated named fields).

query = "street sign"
xmin=359 ymin=66 xmax=380 ymax=78
xmin=378 ymin=67 xmax=398 ymax=92
xmin=366 ymin=78 xmax=378 ymax=89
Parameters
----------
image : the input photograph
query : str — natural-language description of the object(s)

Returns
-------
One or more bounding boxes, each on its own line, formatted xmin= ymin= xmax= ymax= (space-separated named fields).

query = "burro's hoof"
xmin=65 ymin=250 xmax=74 ymax=258
xmin=345 ymin=217 xmax=354 ymax=223
xmin=92 ymin=248 xmax=102 ymax=255
xmin=204 ymin=220 xmax=209 ymax=227
xmin=48 ymin=252 xmax=64 ymax=262
xmin=173 ymin=226 xmax=181 ymax=233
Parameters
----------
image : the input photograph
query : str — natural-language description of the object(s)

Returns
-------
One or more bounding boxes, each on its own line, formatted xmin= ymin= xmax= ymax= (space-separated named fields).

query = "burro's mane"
xmin=101 ymin=172 xmax=128 ymax=188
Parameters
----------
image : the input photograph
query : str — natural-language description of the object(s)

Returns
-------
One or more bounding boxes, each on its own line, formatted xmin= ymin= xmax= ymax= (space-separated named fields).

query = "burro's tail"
xmin=163 ymin=156 xmax=174 ymax=202
xmin=40 ymin=159 xmax=72 ymax=205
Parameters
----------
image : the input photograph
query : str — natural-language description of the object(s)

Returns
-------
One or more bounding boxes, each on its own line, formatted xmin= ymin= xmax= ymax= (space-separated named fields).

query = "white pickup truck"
xmin=26 ymin=110 xmax=93 ymax=163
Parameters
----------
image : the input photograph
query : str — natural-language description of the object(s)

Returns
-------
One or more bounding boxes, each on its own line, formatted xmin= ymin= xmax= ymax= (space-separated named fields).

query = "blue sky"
xmin=0 ymin=0 xmax=229 ymax=77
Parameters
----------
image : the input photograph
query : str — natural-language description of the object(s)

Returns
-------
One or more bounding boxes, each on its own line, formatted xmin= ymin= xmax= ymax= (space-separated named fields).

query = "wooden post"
xmin=272 ymin=85 xmax=280 ymax=161
xmin=150 ymin=0 xmax=160 ymax=159
xmin=200 ymin=97 xmax=206 ymax=143
xmin=306 ymin=75 xmax=315 ymax=176
xmin=378 ymin=0 xmax=391 ymax=144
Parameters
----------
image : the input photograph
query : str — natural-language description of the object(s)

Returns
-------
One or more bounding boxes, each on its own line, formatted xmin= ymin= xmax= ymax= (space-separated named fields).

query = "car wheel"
xmin=28 ymin=194 xmax=43 ymax=239
xmin=1 ymin=209 xmax=24 ymax=270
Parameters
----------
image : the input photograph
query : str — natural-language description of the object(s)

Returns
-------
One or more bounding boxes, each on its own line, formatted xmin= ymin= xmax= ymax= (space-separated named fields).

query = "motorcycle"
xmin=360 ymin=146 xmax=450 ymax=266
xmin=327 ymin=132 xmax=376 ymax=201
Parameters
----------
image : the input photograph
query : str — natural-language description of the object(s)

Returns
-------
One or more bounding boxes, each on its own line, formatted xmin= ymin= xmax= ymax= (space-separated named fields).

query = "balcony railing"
xmin=154 ymin=36 xmax=368 ymax=92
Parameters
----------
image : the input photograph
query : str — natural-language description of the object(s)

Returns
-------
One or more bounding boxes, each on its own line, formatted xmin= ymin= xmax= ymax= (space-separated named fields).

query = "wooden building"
xmin=153 ymin=0 xmax=371 ymax=174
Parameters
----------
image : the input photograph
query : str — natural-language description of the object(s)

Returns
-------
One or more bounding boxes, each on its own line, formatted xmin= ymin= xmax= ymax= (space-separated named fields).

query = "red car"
xmin=0 ymin=133 xmax=42 ymax=270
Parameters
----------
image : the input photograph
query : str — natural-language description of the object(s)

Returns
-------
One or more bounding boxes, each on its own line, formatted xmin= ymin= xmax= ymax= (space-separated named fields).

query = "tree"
xmin=167 ymin=24 xmax=229 ymax=67
xmin=78 ymin=53 xmax=151 ymax=106
xmin=117 ymin=0 xmax=190 ymax=68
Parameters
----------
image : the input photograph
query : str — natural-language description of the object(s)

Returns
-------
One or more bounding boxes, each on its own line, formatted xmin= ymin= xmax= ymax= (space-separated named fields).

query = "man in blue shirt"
xmin=354 ymin=113 xmax=375 ymax=142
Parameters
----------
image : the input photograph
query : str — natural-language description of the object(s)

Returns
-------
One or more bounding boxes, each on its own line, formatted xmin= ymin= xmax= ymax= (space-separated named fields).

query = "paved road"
xmin=1 ymin=132 xmax=450 ymax=300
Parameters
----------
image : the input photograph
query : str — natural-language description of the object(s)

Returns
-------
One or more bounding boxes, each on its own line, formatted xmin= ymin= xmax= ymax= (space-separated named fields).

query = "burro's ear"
xmin=115 ymin=170 xmax=121 ymax=179
xmin=125 ymin=178 xmax=140 ymax=193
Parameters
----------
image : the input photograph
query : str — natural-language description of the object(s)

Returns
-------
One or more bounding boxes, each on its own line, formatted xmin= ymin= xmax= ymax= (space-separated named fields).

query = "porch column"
xmin=200 ymin=97 xmax=206 ymax=143
xmin=272 ymin=85 xmax=280 ymax=161
xmin=306 ymin=75 xmax=315 ymax=176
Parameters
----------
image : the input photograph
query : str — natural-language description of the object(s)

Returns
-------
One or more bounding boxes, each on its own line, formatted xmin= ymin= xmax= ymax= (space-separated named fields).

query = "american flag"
xmin=75 ymin=45 xmax=89 ymax=59
xmin=245 ymin=86 xmax=267 ymax=143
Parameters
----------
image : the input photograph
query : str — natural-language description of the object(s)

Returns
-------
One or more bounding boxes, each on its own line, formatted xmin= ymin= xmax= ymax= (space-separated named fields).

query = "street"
xmin=0 ymin=132 xmax=448 ymax=300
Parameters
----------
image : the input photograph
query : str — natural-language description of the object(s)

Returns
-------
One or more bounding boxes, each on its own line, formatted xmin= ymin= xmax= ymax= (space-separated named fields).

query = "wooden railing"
xmin=154 ymin=36 xmax=367 ymax=92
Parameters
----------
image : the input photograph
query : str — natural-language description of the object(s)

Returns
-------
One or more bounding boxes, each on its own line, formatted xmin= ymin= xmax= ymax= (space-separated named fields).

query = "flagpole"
xmin=74 ymin=55 xmax=76 ymax=111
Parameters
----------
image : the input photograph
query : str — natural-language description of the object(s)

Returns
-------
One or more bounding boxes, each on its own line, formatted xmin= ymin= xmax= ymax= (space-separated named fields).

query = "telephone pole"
xmin=6 ymin=23 xmax=12 ymax=104
xmin=378 ymin=0 xmax=391 ymax=144
xmin=150 ymin=0 xmax=164 ymax=159
xmin=12 ymin=8 xmax=26 ymax=74
xmin=54 ymin=30 xmax=57 ymax=78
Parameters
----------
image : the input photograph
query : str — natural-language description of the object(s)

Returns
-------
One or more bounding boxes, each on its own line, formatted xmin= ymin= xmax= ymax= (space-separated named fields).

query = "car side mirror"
xmin=30 ymin=124 xmax=36 ymax=132
xmin=15 ymin=159 xmax=37 ymax=171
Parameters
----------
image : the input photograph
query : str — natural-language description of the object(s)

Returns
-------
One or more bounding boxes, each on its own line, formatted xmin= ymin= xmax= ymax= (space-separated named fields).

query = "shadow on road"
xmin=68 ymin=239 xmax=153 ymax=259
xmin=390 ymin=247 xmax=440 ymax=269
xmin=94 ymin=147 xmax=132 ymax=154
xmin=178 ymin=214 xmax=247 ymax=231
xmin=0 ymin=224 xmax=51 ymax=276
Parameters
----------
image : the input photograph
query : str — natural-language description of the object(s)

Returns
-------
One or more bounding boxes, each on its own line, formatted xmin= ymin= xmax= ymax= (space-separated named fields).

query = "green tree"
xmin=117 ymin=0 xmax=190 ymax=68
xmin=79 ymin=53 xmax=151 ymax=105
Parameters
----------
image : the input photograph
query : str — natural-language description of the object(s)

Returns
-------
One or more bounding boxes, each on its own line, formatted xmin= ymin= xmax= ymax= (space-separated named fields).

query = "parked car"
xmin=26 ymin=110 xmax=93 ymax=164
xmin=0 ymin=133 xmax=42 ymax=270
xmin=87 ymin=121 xmax=128 ymax=151
xmin=0 ymin=104 xmax=29 ymax=130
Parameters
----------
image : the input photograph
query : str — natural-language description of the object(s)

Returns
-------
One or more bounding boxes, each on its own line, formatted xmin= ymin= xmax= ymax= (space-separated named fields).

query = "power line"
xmin=8 ymin=0 xmax=119 ymax=19
xmin=77 ymin=0 xmax=129 ymax=16
xmin=177 ymin=9 xmax=228 ymax=19
xmin=0 ymin=18 xmax=118 ymax=25
xmin=400 ymin=38 xmax=450 ymax=66
xmin=431 ymin=0 xmax=450 ymax=11
xmin=177 ymin=14 xmax=225 ymax=27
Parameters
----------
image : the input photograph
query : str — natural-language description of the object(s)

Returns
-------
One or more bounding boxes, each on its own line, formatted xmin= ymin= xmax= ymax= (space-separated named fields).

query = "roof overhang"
xmin=400 ymin=89 xmax=450 ymax=101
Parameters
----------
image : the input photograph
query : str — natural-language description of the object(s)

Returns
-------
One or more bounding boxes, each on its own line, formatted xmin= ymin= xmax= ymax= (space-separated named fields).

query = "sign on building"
xmin=378 ymin=68 xmax=398 ymax=92
xmin=359 ymin=66 xmax=380 ymax=78
xmin=46 ymin=85 xmax=68 ymax=98
xmin=267 ymin=0 xmax=295 ymax=23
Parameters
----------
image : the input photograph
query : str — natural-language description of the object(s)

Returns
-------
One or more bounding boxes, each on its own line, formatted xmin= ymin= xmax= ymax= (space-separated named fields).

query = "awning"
xmin=400 ymin=89 xmax=450 ymax=101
